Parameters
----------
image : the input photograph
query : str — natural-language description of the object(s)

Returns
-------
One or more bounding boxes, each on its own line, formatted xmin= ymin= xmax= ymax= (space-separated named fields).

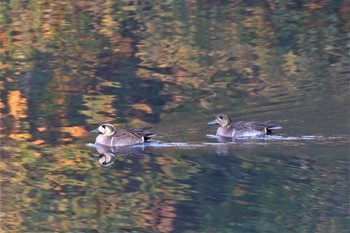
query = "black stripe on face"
xmin=100 ymin=124 xmax=115 ymax=135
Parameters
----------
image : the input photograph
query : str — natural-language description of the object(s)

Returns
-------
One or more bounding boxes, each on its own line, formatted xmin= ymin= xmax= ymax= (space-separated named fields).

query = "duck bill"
xmin=90 ymin=128 xmax=99 ymax=134
xmin=207 ymin=120 xmax=218 ymax=125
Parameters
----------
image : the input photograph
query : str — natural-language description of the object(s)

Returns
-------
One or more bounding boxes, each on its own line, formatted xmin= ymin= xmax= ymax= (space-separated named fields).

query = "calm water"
xmin=1 ymin=1 xmax=349 ymax=233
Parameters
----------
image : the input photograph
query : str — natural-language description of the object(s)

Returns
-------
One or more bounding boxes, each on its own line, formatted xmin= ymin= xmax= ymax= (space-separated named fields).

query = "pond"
xmin=1 ymin=1 xmax=349 ymax=233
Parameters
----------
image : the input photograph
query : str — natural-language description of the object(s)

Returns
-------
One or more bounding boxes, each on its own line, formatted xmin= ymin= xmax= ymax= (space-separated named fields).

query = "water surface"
xmin=1 ymin=1 xmax=349 ymax=232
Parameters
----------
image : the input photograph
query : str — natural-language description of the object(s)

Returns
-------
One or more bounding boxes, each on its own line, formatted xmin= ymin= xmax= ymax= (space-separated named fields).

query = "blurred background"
xmin=1 ymin=1 xmax=349 ymax=232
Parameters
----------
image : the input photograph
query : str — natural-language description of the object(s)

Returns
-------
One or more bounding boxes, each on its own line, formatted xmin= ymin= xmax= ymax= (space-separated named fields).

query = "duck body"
xmin=90 ymin=123 xmax=157 ymax=147
xmin=208 ymin=114 xmax=282 ymax=138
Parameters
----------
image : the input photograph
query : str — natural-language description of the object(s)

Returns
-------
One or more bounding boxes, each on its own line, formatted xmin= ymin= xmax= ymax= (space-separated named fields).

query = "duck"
xmin=208 ymin=114 xmax=282 ymax=138
xmin=90 ymin=122 xmax=157 ymax=146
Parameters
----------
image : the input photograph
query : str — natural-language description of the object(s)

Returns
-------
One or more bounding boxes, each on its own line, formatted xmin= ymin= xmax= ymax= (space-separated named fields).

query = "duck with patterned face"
xmin=208 ymin=114 xmax=282 ymax=138
xmin=90 ymin=122 xmax=157 ymax=147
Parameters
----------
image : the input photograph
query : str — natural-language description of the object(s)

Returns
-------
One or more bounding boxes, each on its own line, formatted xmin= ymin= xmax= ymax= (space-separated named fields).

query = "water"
xmin=1 ymin=1 xmax=349 ymax=232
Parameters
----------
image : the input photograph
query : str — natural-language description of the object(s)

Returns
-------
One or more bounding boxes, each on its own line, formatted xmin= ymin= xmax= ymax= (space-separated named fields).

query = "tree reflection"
xmin=1 ymin=0 xmax=349 ymax=232
xmin=1 ymin=0 xmax=348 ymax=138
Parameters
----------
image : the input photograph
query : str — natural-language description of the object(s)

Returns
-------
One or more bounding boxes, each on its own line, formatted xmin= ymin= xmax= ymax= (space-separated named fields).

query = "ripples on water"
xmin=96 ymin=133 xmax=349 ymax=148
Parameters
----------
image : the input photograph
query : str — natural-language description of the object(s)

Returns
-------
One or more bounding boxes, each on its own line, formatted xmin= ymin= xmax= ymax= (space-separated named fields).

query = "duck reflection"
xmin=88 ymin=143 xmax=153 ymax=167
xmin=214 ymin=136 xmax=235 ymax=143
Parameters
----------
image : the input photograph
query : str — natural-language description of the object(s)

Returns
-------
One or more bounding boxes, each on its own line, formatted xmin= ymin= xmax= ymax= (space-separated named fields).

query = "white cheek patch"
xmin=105 ymin=125 xmax=115 ymax=136
xmin=99 ymin=125 xmax=105 ymax=134
xmin=106 ymin=126 xmax=112 ymax=135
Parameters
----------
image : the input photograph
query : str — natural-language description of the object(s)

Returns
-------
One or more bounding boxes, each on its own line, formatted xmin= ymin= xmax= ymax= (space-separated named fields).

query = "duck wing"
xmin=114 ymin=126 xmax=157 ymax=143
xmin=130 ymin=126 xmax=157 ymax=140
xmin=131 ymin=125 xmax=153 ymax=132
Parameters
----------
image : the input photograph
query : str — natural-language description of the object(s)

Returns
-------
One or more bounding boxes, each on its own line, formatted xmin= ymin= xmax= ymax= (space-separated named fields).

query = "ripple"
xmin=132 ymin=141 xmax=203 ymax=148
xmin=87 ymin=133 xmax=349 ymax=149
xmin=207 ymin=134 xmax=348 ymax=141
xmin=205 ymin=134 xmax=350 ymax=147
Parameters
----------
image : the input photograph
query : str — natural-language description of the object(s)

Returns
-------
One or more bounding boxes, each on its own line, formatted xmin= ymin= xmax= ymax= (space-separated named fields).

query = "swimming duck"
xmin=90 ymin=122 xmax=157 ymax=146
xmin=208 ymin=114 xmax=282 ymax=138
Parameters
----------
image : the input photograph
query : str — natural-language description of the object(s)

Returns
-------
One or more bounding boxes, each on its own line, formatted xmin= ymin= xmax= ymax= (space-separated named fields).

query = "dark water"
xmin=1 ymin=1 xmax=349 ymax=232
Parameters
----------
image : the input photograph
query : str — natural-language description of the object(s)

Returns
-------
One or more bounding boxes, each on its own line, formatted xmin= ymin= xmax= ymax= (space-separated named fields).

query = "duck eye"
xmin=219 ymin=116 xmax=224 ymax=120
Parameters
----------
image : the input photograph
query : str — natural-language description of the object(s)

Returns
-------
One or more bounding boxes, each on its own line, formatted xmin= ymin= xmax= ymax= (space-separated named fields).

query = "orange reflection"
xmin=31 ymin=140 xmax=45 ymax=145
xmin=0 ymin=98 xmax=4 ymax=109
xmin=8 ymin=90 xmax=28 ymax=119
xmin=154 ymin=202 xmax=177 ymax=233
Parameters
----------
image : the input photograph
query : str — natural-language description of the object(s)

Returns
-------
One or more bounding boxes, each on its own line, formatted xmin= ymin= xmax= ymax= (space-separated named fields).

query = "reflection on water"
xmin=88 ymin=143 xmax=154 ymax=167
xmin=1 ymin=0 xmax=349 ymax=232
xmin=1 ymin=142 xmax=348 ymax=232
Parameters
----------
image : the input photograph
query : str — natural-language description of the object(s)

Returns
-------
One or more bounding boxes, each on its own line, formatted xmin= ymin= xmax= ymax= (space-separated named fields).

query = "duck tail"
xmin=268 ymin=125 xmax=282 ymax=130
xmin=265 ymin=125 xmax=282 ymax=135
xmin=143 ymin=132 xmax=158 ymax=141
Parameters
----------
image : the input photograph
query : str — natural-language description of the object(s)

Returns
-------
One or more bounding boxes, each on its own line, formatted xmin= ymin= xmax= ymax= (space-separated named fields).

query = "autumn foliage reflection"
xmin=0 ymin=0 xmax=349 ymax=232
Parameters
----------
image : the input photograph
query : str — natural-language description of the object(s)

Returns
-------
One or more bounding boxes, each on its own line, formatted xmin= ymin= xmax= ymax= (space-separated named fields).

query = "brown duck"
xmin=208 ymin=114 xmax=282 ymax=138
xmin=90 ymin=122 xmax=157 ymax=146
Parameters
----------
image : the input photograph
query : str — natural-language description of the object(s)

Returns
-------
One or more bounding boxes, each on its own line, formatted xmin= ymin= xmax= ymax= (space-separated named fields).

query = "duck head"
xmin=90 ymin=122 xmax=115 ymax=136
xmin=98 ymin=153 xmax=116 ymax=167
xmin=208 ymin=114 xmax=232 ymax=128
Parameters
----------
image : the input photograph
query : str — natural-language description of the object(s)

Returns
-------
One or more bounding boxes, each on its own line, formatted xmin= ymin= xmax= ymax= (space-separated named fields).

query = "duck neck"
xmin=217 ymin=126 xmax=235 ymax=137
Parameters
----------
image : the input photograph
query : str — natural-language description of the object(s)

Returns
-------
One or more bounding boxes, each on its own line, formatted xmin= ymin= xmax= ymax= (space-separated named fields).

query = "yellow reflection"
xmin=60 ymin=126 xmax=88 ymax=137
xmin=132 ymin=103 xmax=153 ymax=114
xmin=9 ymin=133 xmax=31 ymax=140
